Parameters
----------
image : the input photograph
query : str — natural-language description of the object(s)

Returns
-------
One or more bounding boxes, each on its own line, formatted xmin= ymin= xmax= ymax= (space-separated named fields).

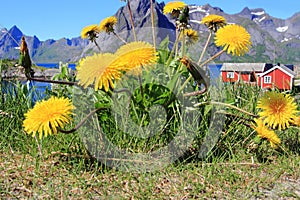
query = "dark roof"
xmin=274 ymin=65 xmax=296 ymax=76
xmin=258 ymin=65 xmax=296 ymax=77
xmin=285 ymin=64 xmax=294 ymax=71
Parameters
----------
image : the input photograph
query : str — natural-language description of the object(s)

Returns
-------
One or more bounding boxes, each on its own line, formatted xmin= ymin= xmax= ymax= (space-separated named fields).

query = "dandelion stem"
xmin=34 ymin=135 xmax=44 ymax=161
xmin=93 ymin=40 xmax=102 ymax=52
xmin=194 ymin=101 xmax=258 ymax=118
xmin=127 ymin=0 xmax=137 ymax=41
xmin=181 ymin=30 xmax=186 ymax=58
xmin=178 ymin=74 xmax=192 ymax=95
xmin=197 ymin=31 xmax=212 ymax=65
xmin=183 ymin=87 xmax=207 ymax=97
xmin=166 ymin=32 xmax=181 ymax=67
xmin=28 ymin=77 xmax=77 ymax=86
xmin=199 ymin=49 xmax=226 ymax=69
xmin=150 ymin=0 xmax=156 ymax=49
xmin=175 ymin=29 xmax=179 ymax=56
xmin=58 ymin=107 xmax=106 ymax=134
xmin=215 ymin=110 xmax=255 ymax=123
xmin=113 ymin=32 xmax=127 ymax=44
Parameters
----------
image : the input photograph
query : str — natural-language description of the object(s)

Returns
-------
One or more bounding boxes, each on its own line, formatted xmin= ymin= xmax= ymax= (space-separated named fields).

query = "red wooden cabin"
xmin=257 ymin=64 xmax=295 ymax=90
xmin=220 ymin=63 xmax=295 ymax=90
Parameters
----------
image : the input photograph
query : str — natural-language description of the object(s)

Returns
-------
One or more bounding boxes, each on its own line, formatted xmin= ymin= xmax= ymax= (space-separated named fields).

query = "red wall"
xmin=221 ymin=71 xmax=238 ymax=82
xmin=222 ymin=72 xmax=253 ymax=82
xmin=260 ymin=68 xmax=292 ymax=90
xmin=241 ymin=74 xmax=250 ymax=82
xmin=223 ymin=68 xmax=293 ymax=90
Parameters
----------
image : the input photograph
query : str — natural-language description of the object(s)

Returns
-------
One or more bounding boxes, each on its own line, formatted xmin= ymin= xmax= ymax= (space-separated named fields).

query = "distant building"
xmin=220 ymin=63 xmax=296 ymax=90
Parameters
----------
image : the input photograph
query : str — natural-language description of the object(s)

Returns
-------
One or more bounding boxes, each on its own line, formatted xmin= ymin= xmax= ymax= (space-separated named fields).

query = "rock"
xmin=42 ymin=68 xmax=60 ymax=77
xmin=1 ymin=66 xmax=60 ymax=79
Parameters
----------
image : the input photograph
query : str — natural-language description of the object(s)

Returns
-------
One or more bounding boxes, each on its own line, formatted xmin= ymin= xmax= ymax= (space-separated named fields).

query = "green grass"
xmin=0 ymin=79 xmax=299 ymax=199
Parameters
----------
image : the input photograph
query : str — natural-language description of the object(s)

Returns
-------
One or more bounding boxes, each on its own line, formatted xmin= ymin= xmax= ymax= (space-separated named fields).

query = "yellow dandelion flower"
xmin=76 ymin=53 xmax=122 ymax=92
xmin=179 ymin=29 xmax=199 ymax=46
xmin=201 ymin=14 xmax=227 ymax=32
xmin=253 ymin=118 xmax=281 ymax=148
xmin=81 ymin=24 xmax=101 ymax=41
xmin=99 ymin=16 xmax=118 ymax=33
xmin=215 ymin=24 xmax=251 ymax=56
xmin=23 ymin=96 xmax=75 ymax=139
xmin=112 ymin=41 xmax=158 ymax=75
xmin=257 ymin=91 xmax=298 ymax=131
xmin=163 ymin=1 xmax=186 ymax=18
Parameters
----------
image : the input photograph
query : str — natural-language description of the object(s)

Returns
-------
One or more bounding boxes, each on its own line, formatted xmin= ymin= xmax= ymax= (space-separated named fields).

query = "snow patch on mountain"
xmin=251 ymin=11 xmax=265 ymax=16
xmin=190 ymin=20 xmax=201 ymax=24
xmin=253 ymin=16 xmax=266 ymax=23
xmin=258 ymin=16 xmax=266 ymax=22
xmin=276 ymin=26 xmax=288 ymax=32
xmin=189 ymin=5 xmax=209 ymax=15
xmin=281 ymin=37 xmax=292 ymax=42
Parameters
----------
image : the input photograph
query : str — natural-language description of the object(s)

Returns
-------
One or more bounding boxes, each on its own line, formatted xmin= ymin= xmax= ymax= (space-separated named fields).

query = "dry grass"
xmin=1 ymin=150 xmax=299 ymax=199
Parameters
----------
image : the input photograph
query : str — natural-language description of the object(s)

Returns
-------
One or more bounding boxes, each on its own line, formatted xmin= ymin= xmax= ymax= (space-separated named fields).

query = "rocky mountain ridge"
xmin=0 ymin=0 xmax=300 ymax=64
xmin=0 ymin=26 xmax=89 ymax=63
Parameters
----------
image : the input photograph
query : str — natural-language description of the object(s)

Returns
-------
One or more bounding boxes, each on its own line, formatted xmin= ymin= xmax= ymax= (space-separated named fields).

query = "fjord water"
xmin=1 ymin=80 xmax=50 ymax=103
xmin=1 ymin=64 xmax=222 ymax=103
xmin=1 ymin=63 xmax=76 ymax=103
xmin=36 ymin=63 xmax=76 ymax=70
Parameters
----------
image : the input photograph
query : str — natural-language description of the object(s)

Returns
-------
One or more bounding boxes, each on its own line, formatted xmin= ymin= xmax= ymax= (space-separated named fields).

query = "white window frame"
xmin=264 ymin=76 xmax=272 ymax=84
xmin=227 ymin=72 xmax=234 ymax=79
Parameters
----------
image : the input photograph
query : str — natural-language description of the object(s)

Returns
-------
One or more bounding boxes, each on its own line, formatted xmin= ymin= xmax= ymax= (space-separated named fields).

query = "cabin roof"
xmin=258 ymin=65 xmax=296 ymax=77
xmin=220 ymin=63 xmax=269 ymax=72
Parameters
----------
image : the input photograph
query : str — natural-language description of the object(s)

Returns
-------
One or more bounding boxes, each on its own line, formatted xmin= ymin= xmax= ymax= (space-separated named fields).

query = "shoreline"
xmin=1 ymin=66 xmax=68 ymax=80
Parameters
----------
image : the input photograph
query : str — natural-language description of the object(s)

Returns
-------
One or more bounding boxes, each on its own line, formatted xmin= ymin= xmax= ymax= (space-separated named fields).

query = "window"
xmin=264 ymin=76 xmax=271 ymax=83
xmin=227 ymin=72 xmax=234 ymax=79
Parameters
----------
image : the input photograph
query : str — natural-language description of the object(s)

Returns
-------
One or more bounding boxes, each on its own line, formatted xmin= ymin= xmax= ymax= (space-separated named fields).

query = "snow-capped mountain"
xmin=1 ymin=0 xmax=300 ymax=64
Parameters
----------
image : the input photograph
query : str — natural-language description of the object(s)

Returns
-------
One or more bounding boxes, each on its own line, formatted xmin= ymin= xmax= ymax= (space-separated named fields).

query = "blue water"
xmin=208 ymin=64 xmax=222 ymax=86
xmin=26 ymin=81 xmax=51 ymax=102
xmin=208 ymin=64 xmax=222 ymax=79
xmin=33 ymin=63 xmax=76 ymax=99
xmin=2 ymin=64 xmax=221 ymax=103
xmin=34 ymin=63 xmax=221 ymax=77
xmin=36 ymin=63 xmax=76 ymax=70
xmin=2 ymin=63 xmax=76 ymax=103
xmin=1 ymin=80 xmax=51 ymax=103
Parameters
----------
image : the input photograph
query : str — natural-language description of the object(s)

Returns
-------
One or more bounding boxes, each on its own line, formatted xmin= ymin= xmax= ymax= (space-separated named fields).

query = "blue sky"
xmin=1 ymin=0 xmax=299 ymax=41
